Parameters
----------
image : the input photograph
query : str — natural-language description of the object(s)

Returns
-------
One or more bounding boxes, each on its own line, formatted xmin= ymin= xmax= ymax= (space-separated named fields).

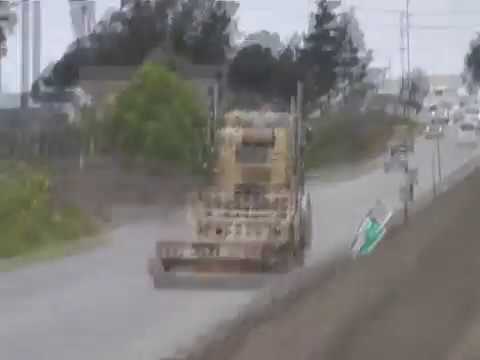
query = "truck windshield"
xmin=236 ymin=144 xmax=272 ymax=164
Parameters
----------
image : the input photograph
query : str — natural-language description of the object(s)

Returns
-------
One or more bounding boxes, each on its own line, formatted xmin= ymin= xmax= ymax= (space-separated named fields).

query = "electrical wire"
xmin=354 ymin=6 xmax=480 ymax=17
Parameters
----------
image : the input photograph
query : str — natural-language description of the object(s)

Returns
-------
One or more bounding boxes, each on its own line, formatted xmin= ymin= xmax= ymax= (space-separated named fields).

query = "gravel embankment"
xmin=187 ymin=168 xmax=480 ymax=360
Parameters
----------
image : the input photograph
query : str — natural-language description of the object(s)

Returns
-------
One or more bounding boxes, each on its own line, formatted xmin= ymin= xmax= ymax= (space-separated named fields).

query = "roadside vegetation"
xmin=0 ymin=163 xmax=97 ymax=259
xmin=305 ymin=112 xmax=416 ymax=169
xmin=105 ymin=63 xmax=209 ymax=173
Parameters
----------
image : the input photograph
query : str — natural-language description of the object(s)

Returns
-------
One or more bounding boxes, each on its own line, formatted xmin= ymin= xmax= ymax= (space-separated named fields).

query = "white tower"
xmin=21 ymin=0 xmax=29 ymax=105
xmin=32 ymin=0 xmax=41 ymax=82
xmin=69 ymin=0 xmax=96 ymax=39
xmin=0 ymin=0 xmax=18 ymax=93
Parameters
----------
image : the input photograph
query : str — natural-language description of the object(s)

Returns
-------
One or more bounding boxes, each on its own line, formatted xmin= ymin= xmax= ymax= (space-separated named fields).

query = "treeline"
xmin=465 ymin=35 xmax=480 ymax=92
xmin=229 ymin=1 xmax=370 ymax=108
xmin=43 ymin=0 xmax=232 ymax=88
xmin=42 ymin=0 xmax=372 ymax=110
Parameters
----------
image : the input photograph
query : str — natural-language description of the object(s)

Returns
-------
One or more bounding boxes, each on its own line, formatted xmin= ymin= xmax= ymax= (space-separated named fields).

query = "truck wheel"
xmin=301 ymin=193 xmax=313 ymax=250
xmin=148 ymin=258 xmax=168 ymax=289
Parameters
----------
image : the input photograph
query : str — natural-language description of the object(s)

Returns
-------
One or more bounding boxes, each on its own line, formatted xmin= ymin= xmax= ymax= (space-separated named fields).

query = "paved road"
xmin=1 ymin=124 xmax=479 ymax=360
xmin=191 ymin=163 xmax=480 ymax=360
xmin=307 ymin=125 xmax=480 ymax=263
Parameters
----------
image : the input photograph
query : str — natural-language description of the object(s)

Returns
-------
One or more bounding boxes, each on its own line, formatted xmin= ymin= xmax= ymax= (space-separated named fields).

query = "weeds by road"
xmin=0 ymin=162 xmax=97 ymax=260
xmin=0 ymin=233 xmax=109 ymax=272
xmin=305 ymin=111 xmax=418 ymax=169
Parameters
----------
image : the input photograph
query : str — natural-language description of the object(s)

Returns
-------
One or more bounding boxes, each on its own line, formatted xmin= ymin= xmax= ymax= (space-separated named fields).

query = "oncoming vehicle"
xmin=457 ymin=122 xmax=477 ymax=146
xmin=424 ymin=123 xmax=444 ymax=139
xmin=429 ymin=104 xmax=449 ymax=125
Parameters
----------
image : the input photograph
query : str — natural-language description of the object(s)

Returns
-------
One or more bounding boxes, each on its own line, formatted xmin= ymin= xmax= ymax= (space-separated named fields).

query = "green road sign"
xmin=357 ymin=218 xmax=386 ymax=256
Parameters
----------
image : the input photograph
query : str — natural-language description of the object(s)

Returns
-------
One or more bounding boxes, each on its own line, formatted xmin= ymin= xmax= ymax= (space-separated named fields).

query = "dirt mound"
xmin=186 ymin=168 xmax=480 ymax=360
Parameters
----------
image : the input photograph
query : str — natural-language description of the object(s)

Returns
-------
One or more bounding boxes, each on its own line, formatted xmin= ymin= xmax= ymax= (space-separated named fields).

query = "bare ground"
xmin=49 ymin=157 xmax=201 ymax=227
xmin=187 ymin=168 xmax=480 ymax=360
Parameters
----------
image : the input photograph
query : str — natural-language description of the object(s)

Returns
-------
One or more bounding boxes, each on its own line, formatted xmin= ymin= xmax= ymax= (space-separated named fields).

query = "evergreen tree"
xmin=190 ymin=9 xmax=231 ymax=64
xmin=465 ymin=34 xmax=480 ymax=90
xmin=274 ymin=46 xmax=301 ymax=102
xmin=299 ymin=0 xmax=344 ymax=102
xmin=228 ymin=44 xmax=276 ymax=95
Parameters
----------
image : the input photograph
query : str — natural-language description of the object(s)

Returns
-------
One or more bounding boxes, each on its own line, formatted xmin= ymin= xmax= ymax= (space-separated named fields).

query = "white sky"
xmin=3 ymin=0 xmax=480 ymax=91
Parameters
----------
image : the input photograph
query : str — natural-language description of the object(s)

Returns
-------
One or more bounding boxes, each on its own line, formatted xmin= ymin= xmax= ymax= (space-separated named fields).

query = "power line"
xmin=362 ymin=22 xmax=480 ymax=31
xmin=354 ymin=6 xmax=480 ymax=17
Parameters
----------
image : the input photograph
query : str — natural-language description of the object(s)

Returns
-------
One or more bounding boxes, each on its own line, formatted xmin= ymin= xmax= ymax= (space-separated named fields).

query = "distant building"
xmin=78 ymin=66 xmax=137 ymax=121
xmin=424 ymin=74 xmax=462 ymax=108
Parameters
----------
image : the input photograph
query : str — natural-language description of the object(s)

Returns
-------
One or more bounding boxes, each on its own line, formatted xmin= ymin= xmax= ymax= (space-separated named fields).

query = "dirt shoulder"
xmin=187 ymin=168 xmax=480 ymax=360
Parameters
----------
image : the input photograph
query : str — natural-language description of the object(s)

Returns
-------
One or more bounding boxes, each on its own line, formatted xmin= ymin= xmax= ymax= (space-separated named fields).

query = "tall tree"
xmin=299 ymin=0 xmax=344 ymax=102
xmin=274 ymin=46 xmax=301 ymax=102
xmin=228 ymin=44 xmax=277 ymax=95
xmin=40 ymin=0 xmax=174 ymax=89
xmin=122 ymin=0 xmax=165 ymax=64
xmin=170 ymin=0 xmax=196 ymax=56
xmin=465 ymin=34 xmax=480 ymax=92
xmin=336 ymin=26 xmax=361 ymax=88
xmin=406 ymin=68 xmax=430 ymax=112
xmin=190 ymin=9 xmax=231 ymax=64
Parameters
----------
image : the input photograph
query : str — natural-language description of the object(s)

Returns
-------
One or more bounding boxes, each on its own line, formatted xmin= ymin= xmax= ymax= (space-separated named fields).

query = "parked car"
xmin=457 ymin=122 xmax=477 ymax=145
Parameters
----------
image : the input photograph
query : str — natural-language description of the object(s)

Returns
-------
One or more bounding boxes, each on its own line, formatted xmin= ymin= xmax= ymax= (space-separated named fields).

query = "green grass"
xmin=0 ymin=162 xmax=99 ymax=262
xmin=305 ymin=111 xmax=418 ymax=169
xmin=0 ymin=233 xmax=109 ymax=272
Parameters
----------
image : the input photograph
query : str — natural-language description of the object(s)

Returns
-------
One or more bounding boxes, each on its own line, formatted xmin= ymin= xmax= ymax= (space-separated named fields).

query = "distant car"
xmin=464 ymin=106 xmax=480 ymax=123
xmin=457 ymin=122 xmax=477 ymax=145
xmin=429 ymin=107 xmax=449 ymax=125
xmin=384 ymin=144 xmax=408 ymax=173
xmin=424 ymin=124 xmax=444 ymax=139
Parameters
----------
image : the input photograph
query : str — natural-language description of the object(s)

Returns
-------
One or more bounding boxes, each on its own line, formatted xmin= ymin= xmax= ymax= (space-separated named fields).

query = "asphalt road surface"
xmin=190 ymin=164 xmax=480 ymax=360
xmin=1 ymin=123 xmax=479 ymax=360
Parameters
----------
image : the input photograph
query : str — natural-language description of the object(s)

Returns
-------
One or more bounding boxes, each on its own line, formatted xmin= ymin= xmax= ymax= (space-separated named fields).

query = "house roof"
xmin=0 ymin=108 xmax=69 ymax=132
xmin=428 ymin=74 xmax=462 ymax=90
xmin=79 ymin=66 xmax=137 ymax=81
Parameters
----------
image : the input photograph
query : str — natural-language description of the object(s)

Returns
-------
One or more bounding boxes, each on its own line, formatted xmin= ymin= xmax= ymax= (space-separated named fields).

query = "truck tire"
xmin=301 ymin=192 xmax=313 ymax=250
xmin=147 ymin=257 xmax=165 ymax=289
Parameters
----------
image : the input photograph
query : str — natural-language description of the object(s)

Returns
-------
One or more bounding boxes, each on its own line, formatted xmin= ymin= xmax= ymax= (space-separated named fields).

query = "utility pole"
xmin=406 ymin=0 xmax=411 ymax=79
xmin=400 ymin=11 xmax=406 ymax=116
xmin=21 ymin=0 xmax=30 ymax=109
xmin=405 ymin=0 xmax=411 ymax=117
xmin=32 ymin=0 xmax=41 ymax=83
xmin=404 ymin=162 xmax=409 ymax=223
xmin=436 ymin=136 xmax=443 ymax=183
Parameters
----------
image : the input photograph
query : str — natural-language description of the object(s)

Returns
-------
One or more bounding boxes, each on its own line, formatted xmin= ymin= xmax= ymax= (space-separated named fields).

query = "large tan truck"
xmin=147 ymin=109 xmax=312 ymax=287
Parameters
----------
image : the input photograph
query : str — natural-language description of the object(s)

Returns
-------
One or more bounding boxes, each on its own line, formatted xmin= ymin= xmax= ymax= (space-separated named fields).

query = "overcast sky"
xmin=3 ymin=0 xmax=480 ymax=91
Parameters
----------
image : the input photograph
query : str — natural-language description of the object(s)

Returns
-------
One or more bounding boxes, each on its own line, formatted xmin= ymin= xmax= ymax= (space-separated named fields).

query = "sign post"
xmin=425 ymin=126 xmax=444 ymax=197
